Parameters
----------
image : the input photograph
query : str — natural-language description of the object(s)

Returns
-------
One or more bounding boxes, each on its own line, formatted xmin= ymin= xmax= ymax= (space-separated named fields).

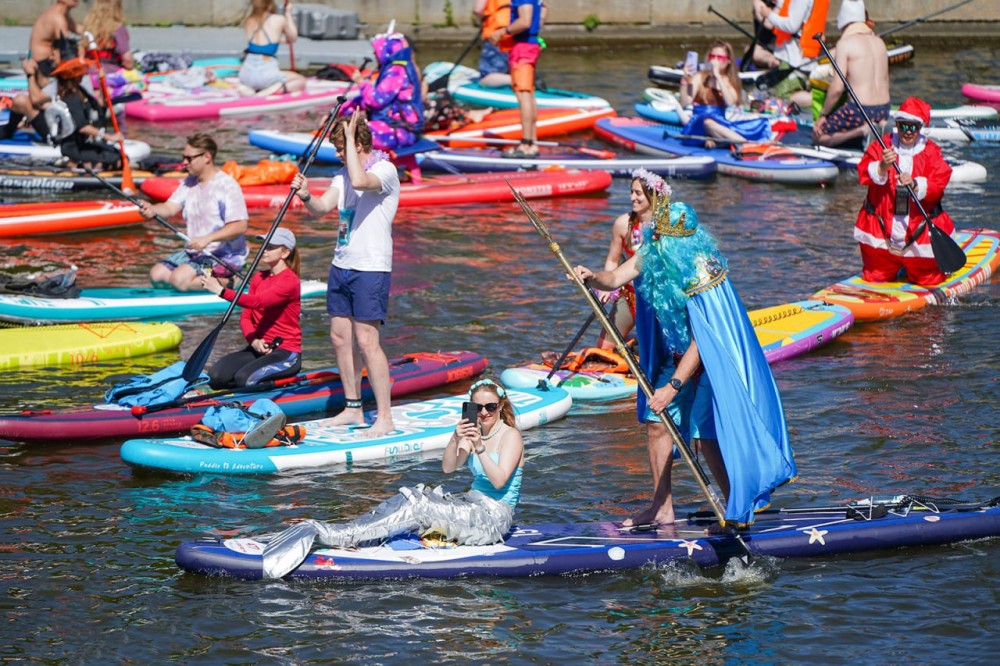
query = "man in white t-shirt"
xmin=138 ymin=134 xmax=249 ymax=292
xmin=291 ymin=110 xmax=400 ymax=436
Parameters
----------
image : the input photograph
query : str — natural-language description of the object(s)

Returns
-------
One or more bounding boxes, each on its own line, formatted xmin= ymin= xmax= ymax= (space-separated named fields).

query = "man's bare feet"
xmin=621 ymin=504 xmax=675 ymax=528
xmin=363 ymin=416 xmax=395 ymax=438
xmin=317 ymin=406 xmax=366 ymax=427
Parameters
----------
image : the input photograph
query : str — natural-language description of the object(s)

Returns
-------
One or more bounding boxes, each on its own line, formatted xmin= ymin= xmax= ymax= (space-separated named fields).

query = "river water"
xmin=2 ymin=41 xmax=1000 ymax=663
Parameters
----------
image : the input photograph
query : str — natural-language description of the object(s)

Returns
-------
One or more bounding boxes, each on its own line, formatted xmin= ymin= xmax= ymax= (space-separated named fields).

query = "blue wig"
xmin=636 ymin=202 xmax=727 ymax=354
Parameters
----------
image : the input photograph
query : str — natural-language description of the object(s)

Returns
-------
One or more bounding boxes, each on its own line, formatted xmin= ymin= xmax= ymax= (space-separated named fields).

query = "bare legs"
xmin=514 ymin=88 xmax=538 ymax=155
xmin=324 ymin=316 xmax=395 ymax=436
xmin=597 ymin=298 xmax=635 ymax=350
xmin=621 ymin=424 xmax=730 ymax=527
xmin=149 ymin=263 xmax=208 ymax=291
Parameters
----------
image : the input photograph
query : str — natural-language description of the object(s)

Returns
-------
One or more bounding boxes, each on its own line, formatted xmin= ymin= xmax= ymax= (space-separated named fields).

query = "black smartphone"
xmin=461 ymin=401 xmax=479 ymax=424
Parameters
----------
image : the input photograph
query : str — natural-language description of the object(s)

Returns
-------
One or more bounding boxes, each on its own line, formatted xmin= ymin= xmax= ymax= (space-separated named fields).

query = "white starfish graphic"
xmin=806 ymin=527 xmax=829 ymax=546
xmin=678 ymin=539 xmax=703 ymax=556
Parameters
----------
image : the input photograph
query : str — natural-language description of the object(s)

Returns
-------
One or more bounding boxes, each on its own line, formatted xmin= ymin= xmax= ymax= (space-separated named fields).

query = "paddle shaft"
xmin=428 ymin=32 xmax=481 ymax=92
xmin=85 ymin=32 xmax=133 ymax=190
xmin=215 ymin=98 xmax=344 ymax=324
xmin=182 ymin=95 xmax=347 ymax=382
xmin=507 ymin=182 xmax=740 ymax=542
xmin=545 ymin=311 xmax=596 ymax=382
xmin=429 ymin=135 xmax=560 ymax=147
xmin=813 ymin=35 xmax=964 ymax=264
xmin=80 ymin=165 xmax=247 ymax=279
xmin=877 ymin=0 xmax=977 ymax=39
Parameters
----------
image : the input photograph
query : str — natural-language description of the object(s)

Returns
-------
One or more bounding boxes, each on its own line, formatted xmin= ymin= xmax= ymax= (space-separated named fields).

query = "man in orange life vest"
xmin=474 ymin=0 xmax=512 ymax=88
xmin=855 ymin=97 xmax=955 ymax=287
xmin=753 ymin=0 xmax=830 ymax=107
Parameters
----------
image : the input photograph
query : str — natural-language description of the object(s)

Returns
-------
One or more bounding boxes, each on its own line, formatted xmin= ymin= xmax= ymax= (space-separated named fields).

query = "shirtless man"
xmin=1 ymin=0 xmax=80 ymax=140
xmin=813 ymin=0 xmax=889 ymax=147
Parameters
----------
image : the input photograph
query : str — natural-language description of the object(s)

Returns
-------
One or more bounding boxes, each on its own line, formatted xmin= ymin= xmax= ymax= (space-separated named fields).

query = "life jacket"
xmin=191 ymin=423 xmax=306 ymax=449
xmin=105 ymin=360 xmax=209 ymax=407
xmin=480 ymin=0 xmax=513 ymax=50
xmin=552 ymin=348 xmax=631 ymax=374
xmin=368 ymin=34 xmax=424 ymax=133
xmin=772 ymin=0 xmax=830 ymax=59
xmin=732 ymin=143 xmax=798 ymax=161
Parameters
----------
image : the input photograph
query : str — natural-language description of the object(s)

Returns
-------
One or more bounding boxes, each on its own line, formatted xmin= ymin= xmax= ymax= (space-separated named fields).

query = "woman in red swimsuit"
xmin=595 ymin=168 xmax=665 ymax=350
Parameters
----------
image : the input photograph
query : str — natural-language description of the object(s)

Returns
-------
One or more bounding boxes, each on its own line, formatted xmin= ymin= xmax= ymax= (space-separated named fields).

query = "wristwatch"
xmin=299 ymin=190 xmax=312 ymax=202
xmin=475 ymin=446 xmax=486 ymax=454
xmin=669 ymin=378 xmax=684 ymax=391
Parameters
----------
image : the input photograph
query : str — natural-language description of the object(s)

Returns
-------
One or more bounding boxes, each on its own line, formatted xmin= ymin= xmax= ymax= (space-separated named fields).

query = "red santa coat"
xmin=855 ymin=133 xmax=953 ymax=259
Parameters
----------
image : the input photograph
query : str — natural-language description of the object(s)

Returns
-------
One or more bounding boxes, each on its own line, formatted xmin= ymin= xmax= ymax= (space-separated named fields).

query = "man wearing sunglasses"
xmin=138 ymin=133 xmax=248 ymax=292
xmin=855 ymin=97 xmax=954 ymax=286
xmin=813 ymin=0 xmax=889 ymax=148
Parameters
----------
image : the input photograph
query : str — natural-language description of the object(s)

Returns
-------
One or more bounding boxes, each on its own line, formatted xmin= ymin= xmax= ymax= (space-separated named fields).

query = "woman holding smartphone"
xmin=442 ymin=378 xmax=524 ymax=508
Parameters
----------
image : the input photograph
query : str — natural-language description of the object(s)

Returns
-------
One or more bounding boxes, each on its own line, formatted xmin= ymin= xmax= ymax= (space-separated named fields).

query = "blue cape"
xmin=681 ymin=104 xmax=772 ymax=146
xmin=635 ymin=275 xmax=796 ymax=526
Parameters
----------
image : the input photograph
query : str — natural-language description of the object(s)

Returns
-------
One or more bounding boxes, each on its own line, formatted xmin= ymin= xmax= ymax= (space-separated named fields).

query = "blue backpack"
xmin=192 ymin=400 xmax=299 ymax=449
xmin=105 ymin=361 xmax=209 ymax=408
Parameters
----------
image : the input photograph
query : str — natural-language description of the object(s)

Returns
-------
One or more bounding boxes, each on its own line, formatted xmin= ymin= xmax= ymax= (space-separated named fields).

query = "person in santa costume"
xmin=855 ymin=96 xmax=954 ymax=286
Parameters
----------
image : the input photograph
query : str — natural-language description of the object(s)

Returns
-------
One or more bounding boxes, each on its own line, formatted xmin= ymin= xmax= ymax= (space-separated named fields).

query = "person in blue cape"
xmin=573 ymin=177 xmax=795 ymax=527
xmin=678 ymin=39 xmax=772 ymax=149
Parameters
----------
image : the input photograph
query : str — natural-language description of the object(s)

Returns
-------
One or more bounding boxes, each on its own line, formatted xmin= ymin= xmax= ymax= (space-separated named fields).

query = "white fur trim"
xmin=868 ymin=160 xmax=888 ymax=185
xmin=854 ymin=227 xmax=936 ymax=258
xmin=892 ymin=110 xmax=925 ymax=125
xmin=837 ymin=0 xmax=866 ymax=30
xmin=914 ymin=176 xmax=928 ymax=200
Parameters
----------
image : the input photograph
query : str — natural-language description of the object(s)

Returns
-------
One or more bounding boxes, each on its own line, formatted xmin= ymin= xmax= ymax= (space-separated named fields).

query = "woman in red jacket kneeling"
xmin=855 ymin=97 xmax=954 ymax=286
xmin=201 ymin=227 xmax=303 ymax=389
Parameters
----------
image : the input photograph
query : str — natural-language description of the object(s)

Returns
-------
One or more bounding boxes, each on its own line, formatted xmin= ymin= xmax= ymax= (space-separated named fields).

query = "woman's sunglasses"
xmin=473 ymin=402 xmax=500 ymax=414
xmin=708 ymin=54 xmax=729 ymax=62
xmin=897 ymin=122 xmax=922 ymax=133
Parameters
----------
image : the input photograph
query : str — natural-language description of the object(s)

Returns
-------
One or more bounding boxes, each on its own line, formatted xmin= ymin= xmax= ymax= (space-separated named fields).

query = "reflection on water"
xmin=1 ymin=43 xmax=1000 ymax=663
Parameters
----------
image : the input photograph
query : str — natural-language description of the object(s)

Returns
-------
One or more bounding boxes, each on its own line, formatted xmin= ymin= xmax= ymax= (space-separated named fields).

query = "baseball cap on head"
xmin=256 ymin=227 xmax=296 ymax=250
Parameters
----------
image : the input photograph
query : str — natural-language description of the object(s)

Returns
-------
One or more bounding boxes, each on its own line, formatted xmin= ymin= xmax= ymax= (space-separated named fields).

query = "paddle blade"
xmin=427 ymin=75 xmax=449 ymax=93
xmin=930 ymin=224 xmax=968 ymax=274
xmin=119 ymin=146 xmax=136 ymax=195
xmin=182 ymin=324 xmax=222 ymax=382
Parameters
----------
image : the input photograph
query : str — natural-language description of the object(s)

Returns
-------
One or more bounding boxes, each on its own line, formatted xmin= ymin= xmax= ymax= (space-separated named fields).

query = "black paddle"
xmin=877 ymin=0 xmax=977 ymax=39
xmin=427 ymin=32 xmax=481 ymax=93
xmin=541 ymin=311 xmax=596 ymax=387
xmin=814 ymin=35 xmax=965 ymax=274
xmin=181 ymin=95 xmax=348 ymax=383
xmin=508 ymin=180 xmax=755 ymax=563
xmin=81 ymin=165 xmax=247 ymax=280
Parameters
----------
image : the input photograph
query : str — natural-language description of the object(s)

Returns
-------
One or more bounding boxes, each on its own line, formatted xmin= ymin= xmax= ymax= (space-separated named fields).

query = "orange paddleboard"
xmin=813 ymin=229 xmax=1000 ymax=321
xmin=427 ymin=107 xmax=616 ymax=148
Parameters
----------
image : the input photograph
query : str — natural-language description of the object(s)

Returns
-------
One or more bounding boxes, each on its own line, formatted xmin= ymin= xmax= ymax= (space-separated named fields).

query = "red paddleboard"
xmin=140 ymin=169 xmax=612 ymax=209
xmin=0 ymin=199 xmax=145 ymax=236
xmin=0 ymin=351 xmax=488 ymax=444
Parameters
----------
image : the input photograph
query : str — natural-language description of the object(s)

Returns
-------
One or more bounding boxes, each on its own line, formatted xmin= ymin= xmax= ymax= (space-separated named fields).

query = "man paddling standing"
xmin=573 ymin=182 xmax=795 ymax=527
xmin=291 ymin=110 xmax=399 ymax=436
xmin=813 ymin=0 xmax=890 ymax=147
xmin=489 ymin=0 xmax=545 ymax=157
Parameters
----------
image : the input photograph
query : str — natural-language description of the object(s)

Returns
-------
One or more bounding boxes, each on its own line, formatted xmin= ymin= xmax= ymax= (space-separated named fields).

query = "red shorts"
xmin=509 ymin=42 xmax=541 ymax=93
xmin=859 ymin=244 xmax=945 ymax=286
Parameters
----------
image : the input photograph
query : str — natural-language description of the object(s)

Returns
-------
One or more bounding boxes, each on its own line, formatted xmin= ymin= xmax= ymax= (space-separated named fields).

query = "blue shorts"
xmin=478 ymin=40 xmax=510 ymax=77
xmin=326 ymin=265 xmax=390 ymax=322
xmin=645 ymin=364 xmax=717 ymax=441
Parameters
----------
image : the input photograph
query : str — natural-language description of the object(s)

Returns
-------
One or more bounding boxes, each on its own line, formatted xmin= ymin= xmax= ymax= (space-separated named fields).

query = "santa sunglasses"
xmin=897 ymin=121 xmax=922 ymax=133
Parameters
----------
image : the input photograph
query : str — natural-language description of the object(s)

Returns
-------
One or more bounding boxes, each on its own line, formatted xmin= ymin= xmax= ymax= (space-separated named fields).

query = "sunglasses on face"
xmin=708 ymin=54 xmax=729 ymax=62
xmin=181 ymin=151 xmax=206 ymax=163
xmin=473 ymin=402 xmax=500 ymax=414
xmin=898 ymin=122 xmax=922 ymax=133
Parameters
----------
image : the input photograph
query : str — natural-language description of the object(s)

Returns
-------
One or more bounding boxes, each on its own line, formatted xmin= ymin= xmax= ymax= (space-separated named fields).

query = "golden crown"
xmin=652 ymin=193 xmax=695 ymax=238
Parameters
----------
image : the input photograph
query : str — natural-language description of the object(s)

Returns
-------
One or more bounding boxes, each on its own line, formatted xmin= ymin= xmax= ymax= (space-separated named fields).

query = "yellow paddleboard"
xmin=0 ymin=322 xmax=182 ymax=370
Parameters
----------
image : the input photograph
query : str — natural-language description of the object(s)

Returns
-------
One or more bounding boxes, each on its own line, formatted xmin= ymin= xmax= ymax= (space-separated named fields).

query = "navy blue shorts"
xmin=478 ymin=40 xmax=510 ymax=77
xmin=326 ymin=265 xmax=391 ymax=322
